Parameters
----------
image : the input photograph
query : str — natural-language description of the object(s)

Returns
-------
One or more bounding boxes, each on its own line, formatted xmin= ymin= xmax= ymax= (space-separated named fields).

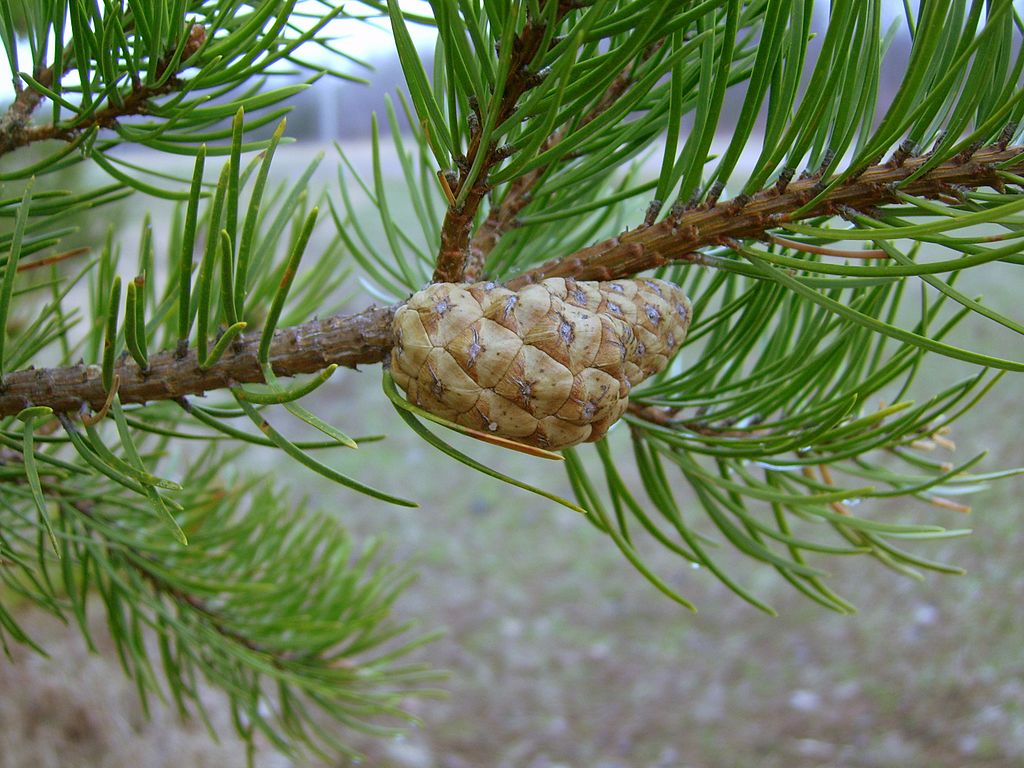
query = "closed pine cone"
xmin=390 ymin=277 xmax=691 ymax=449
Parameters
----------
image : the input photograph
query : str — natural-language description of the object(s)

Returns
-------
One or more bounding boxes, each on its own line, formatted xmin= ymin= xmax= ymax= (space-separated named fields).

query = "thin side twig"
xmin=464 ymin=40 xmax=666 ymax=281
xmin=432 ymin=3 xmax=577 ymax=283
xmin=0 ymin=24 xmax=204 ymax=158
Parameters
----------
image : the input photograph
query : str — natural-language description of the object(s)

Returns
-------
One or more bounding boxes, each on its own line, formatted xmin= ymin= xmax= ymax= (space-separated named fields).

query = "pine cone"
xmin=390 ymin=277 xmax=691 ymax=449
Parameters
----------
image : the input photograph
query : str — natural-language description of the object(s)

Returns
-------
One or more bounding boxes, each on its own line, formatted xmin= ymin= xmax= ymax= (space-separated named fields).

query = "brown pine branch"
xmin=464 ymin=40 xmax=666 ymax=281
xmin=0 ymin=305 xmax=395 ymax=418
xmin=0 ymin=24 xmax=204 ymax=158
xmin=506 ymin=144 xmax=1024 ymax=288
xmin=0 ymin=66 xmax=56 ymax=156
xmin=1 ymin=143 xmax=1021 ymax=419
xmin=10 ymin=77 xmax=183 ymax=149
xmin=432 ymin=2 xmax=577 ymax=283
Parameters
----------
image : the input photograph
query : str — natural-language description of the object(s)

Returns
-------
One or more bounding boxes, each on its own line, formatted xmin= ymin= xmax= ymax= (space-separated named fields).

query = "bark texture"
xmin=0 ymin=306 xmax=395 ymax=417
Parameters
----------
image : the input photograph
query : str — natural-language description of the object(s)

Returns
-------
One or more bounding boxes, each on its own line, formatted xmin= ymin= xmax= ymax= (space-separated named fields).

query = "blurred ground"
xmin=2 ymin=145 xmax=1023 ymax=768
xmin=3 ymin=378 xmax=1022 ymax=768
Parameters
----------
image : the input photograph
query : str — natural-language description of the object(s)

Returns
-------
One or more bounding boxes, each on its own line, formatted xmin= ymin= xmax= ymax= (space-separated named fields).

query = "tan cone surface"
xmin=391 ymin=277 xmax=692 ymax=449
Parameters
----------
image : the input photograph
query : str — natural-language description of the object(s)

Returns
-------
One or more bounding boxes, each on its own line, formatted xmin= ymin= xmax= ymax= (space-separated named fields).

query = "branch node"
xmin=887 ymin=139 xmax=917 ymax=168
xmin=813 ymin=149 xmax=836 ymax=179
xmin=948 ymin=183 xmax=970 ymax=202
xmin=704 ymin=180 xmax=725 ymax=207
xmin=835 ymin=204 xmax=861 ymax=221
xmin=643 ymin=199 xmax=663 ymax=227
xmin=926 ymin=130 xmax=947 ymax=157
xmin=953 ymin=140 xmax=983 ymax=165
xmin=774 ymin=167 xmax=795 ymax=195
xmin=493 ymin=143 xmax=516 ymax=161
xmin=725 ymin=193 xmax=750 ymax=214
xmin=667 ymin=200 xmax=688 ymax=222
xmin=997 ymin=122 xmax=1017 ymax=151
xmin=524 ymin=66 xmax=552 ymax=89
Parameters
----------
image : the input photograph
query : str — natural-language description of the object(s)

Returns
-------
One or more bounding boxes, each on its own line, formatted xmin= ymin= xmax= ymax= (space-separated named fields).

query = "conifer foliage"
xmin=2 ymin=0 xmax=1023 ymax=759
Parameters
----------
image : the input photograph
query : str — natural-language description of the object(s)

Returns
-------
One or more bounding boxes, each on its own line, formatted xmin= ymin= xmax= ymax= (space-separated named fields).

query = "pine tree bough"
xmin=0 ymin=24 xmax=205 ymax=157
xmin=0 ymin=306 xmax=396 ymax=417
xmin=432 ymin=2 xmax=578 ymax=283
xmin=506 ymin=144 xmax=1024 ymax=288
xmin=390 ymin=278 xmax=691 ymax=449
xmin=0 ymin=144 xmax=1020 ymax=420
